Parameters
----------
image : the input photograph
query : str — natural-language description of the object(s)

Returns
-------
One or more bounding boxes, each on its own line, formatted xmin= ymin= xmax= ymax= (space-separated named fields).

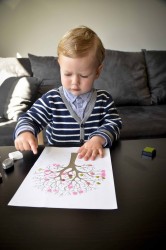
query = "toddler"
xmin=14 ymin=26 xmax=122 ymax=160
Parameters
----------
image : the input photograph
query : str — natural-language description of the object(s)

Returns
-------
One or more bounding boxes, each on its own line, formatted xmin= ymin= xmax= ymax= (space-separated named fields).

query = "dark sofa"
xmin=0 ymin=50 xmax=166 ymax=146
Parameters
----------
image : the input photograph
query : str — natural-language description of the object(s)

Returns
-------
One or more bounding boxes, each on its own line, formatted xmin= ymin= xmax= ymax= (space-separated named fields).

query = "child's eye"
xmin=80 ymin=75 xmax=88 ymax=78
xmin=64 ymin=74 xmax=71 ymax=77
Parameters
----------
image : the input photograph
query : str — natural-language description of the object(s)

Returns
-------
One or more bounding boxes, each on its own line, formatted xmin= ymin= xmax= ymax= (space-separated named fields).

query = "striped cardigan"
xmin=14 ymin=87 xmax=122 ymax=146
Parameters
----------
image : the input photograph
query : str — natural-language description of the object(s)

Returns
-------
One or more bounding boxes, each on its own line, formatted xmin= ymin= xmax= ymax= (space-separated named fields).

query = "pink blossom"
xmin=73 ymin=192 xmax=78 ymax=195
xmin=101 ymin=170 xmax=106 ymax=177
xmin=45 ymin=170 xmax=52 ymax=175
xmin=53 ymin=189 xmax=58 ymax=193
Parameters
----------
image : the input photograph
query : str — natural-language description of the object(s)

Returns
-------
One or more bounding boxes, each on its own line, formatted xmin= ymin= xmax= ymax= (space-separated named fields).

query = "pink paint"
xmin=45 ymin=170 xmax=52 ymax=175
xmin=73 ymin=192 xmax=78 ymax=195
xmin=101 ymin=170 xmax=106 ymax=177
xmin=53 ymin=189 xmax=58 ymax=193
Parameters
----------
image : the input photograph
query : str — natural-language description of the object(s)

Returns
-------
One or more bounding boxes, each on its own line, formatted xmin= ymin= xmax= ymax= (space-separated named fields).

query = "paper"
xmin=8 ymin=147 xmax=117 ymax=210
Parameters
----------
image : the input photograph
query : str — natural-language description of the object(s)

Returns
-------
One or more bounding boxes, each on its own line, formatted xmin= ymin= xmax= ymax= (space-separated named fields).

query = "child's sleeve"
xmin=14 ymin=93 xmax=52 ymax=139
xmin=89 ymin=93 xmax=122 ymax=147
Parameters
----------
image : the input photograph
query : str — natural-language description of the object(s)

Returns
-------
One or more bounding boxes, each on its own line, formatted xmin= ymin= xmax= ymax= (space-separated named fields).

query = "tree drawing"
xmin=33 ymin=152 xmax=106 ymax=196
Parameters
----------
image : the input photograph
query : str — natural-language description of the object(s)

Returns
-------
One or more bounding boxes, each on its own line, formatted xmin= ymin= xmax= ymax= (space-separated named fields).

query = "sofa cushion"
xmin=0 ymin=76 xmax=41 ymax=121
xmin=37 ymin=79 xmax=61 ymax=98
xmin=144 ymin=50 xmax=166 ymax=104
xmin=0 ymin=57 xmax=31 ymax=87
xmin=118 ymin=105 xmax=166 ymax=139
xmin=94 ymin=50 xmax=151 ymax=106
xmin=28 ymin=53 xmax=61 ymax=82
xmin=0 ymin=118 xmax=17 ymax=146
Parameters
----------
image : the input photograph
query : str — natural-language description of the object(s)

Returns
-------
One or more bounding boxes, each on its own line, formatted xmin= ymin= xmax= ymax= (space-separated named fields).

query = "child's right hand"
xmin=14 ymin=131 xmax=38 ymax=154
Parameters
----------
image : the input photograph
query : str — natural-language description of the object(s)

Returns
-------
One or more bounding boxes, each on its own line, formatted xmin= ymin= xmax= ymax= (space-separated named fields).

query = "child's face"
xmin=58 ymin=52 xmax=102 ymax=96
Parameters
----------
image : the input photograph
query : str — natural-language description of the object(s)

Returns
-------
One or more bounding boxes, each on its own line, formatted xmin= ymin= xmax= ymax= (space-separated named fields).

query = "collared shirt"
xmin=63 ymin=87 xmax=93 ymax=120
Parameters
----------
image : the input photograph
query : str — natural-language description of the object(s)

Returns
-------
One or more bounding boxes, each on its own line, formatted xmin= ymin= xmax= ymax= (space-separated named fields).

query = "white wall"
xmin=0 ymin=0 xmax=166 ymax=57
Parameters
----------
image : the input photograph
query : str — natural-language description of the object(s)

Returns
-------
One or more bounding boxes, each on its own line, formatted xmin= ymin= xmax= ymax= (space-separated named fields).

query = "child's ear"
xmin=95 ymin=64 xmax=103 ymax=79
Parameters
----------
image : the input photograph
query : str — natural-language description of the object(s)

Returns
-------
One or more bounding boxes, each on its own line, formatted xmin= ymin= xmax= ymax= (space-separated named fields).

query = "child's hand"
xmin=78 ymin=136 xmax=105 ymax=161
xmin=14 ymin=131 xmax=38 ymax=154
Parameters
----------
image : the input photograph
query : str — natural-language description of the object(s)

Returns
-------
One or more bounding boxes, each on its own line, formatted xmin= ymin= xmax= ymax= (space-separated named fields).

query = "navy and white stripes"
xmin=14 ymin=88 xmax=122 ymax=146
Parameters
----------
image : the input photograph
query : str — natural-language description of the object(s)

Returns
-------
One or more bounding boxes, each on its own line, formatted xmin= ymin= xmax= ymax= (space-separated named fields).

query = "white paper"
xmin=8 ymin=147 xmax=117 ymax=210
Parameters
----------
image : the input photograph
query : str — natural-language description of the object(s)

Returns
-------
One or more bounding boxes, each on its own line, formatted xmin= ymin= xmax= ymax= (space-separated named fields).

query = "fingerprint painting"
xmin=33 ymin=152 xmax=106 ymax=196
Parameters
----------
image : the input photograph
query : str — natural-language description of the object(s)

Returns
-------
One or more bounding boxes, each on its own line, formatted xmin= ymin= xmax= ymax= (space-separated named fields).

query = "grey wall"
xmin=0 ymin=0 xmax=166 ymax=57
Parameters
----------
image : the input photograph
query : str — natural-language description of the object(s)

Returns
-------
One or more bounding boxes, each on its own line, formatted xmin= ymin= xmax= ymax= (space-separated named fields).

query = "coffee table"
xmin=0 ymin=138 xmax=166 ymax=250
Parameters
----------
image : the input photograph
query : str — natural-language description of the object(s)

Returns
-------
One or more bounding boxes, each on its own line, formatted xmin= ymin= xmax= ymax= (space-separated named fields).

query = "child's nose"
xmin=72 ymin=75 xmax=80 ymax=85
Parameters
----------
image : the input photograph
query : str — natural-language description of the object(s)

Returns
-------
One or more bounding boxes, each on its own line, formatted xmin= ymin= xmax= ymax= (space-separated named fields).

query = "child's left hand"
xmin=78 ymin=136 xmax=105 ymax=161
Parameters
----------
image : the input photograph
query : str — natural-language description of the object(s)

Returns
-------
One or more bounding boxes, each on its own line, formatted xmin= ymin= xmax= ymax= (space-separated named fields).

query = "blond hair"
xmin=57 ymin=26 xmax=105 ymax=66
